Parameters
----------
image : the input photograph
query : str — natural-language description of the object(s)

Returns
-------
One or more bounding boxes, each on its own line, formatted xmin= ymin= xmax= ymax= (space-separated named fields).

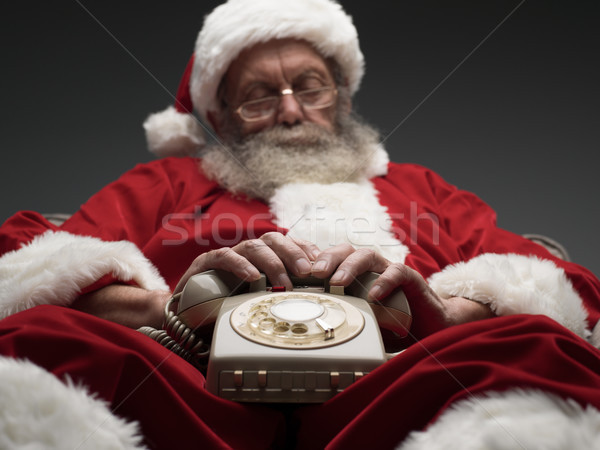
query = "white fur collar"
xmin=269 ymin=179 xmax=408 ymax=263
xmin=363 ymin=143 xmax=389 ymax=179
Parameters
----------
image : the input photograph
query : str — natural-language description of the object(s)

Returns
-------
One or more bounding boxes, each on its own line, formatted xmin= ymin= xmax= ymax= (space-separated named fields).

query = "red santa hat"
xmin=143 ymin=0 xmax=365 ymax=158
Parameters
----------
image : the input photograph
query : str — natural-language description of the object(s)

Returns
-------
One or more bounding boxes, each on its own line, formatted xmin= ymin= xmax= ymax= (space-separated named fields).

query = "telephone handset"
xmin=145 ymin=269 xmax=411 ymax=403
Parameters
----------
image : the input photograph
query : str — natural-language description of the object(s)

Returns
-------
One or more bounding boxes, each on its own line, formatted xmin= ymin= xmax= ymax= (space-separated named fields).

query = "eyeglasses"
xmin=234 ymin=86 xmax=338 ymax=122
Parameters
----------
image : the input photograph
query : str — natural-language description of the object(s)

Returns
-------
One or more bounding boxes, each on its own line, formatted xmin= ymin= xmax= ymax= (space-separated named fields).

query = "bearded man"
xmin=1 ymin=1 xmax=600 ymax=448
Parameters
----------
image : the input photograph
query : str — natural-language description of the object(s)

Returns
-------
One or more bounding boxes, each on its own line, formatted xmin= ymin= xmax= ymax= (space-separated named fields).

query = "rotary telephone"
xmin=140 ymin=269 xmax=411 ymax=403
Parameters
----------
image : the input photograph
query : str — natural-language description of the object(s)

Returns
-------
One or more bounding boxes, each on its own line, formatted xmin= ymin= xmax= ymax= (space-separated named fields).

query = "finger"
xmin=367 ymin=263 xmax=452 ymax=339
xmin=328 ymin=248 xmax=390 ymax=285
xmin=233 ymin=237 xmax=294 ymax=289
xmin=173 ymin=247 xmax=260 ymax=294
xmin=252 ymin=232 xmax=315 ymax=277
xmin=287 ymin=236 xmax=321 ymax=261
xmin=367 ymin=263 xmax=425 ymax=301
xmin=310 ymin=243 xmax=358 ymax=279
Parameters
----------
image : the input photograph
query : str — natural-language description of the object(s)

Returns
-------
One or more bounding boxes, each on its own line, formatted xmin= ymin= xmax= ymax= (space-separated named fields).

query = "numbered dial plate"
xmin=230 ymin=292 xmax=364 ymax=349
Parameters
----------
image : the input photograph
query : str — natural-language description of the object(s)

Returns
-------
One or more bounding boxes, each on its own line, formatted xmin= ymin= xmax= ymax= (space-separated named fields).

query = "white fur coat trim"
xmin=0 ymin=356 xmax=146 ymax=449
xmin=269 ymin=180 xmax=409 ymax=263
xmin=364 ymin=143 xmax=390 ymax=179
xmin=398 ymin=388 xmax=600 ymax=449
xmin=428 ymin=253 xmax=591 ymax=341
xmin=0 ymin=231 xmax=168 ymax=319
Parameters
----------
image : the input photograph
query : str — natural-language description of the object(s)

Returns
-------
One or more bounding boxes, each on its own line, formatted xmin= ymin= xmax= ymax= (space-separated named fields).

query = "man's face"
xmin=216 ymin=39 xmax=338 ymax=138
xmin=201 ymin=39 xmax=382 ymax=201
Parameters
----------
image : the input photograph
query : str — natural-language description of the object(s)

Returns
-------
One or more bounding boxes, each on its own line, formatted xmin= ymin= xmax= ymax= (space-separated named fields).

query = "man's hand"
xmin=174 ymin=234 xmax=494 ymax=340
xmin=312 ymin=245 xmax=495 ymax=339
xmin=72 ymin=233 xmax=317 ymax=329
xmin=72 ymin=285 xmax=172 ymax=329
xmin=174 ymin=232 xmax=321 ymax=294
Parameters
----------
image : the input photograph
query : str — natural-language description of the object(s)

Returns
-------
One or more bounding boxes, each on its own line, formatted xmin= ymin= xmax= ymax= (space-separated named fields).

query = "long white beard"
xmin=199 ymin=114 xmax=408 ymax=262
xmin=200 ymin=115 xmax=385 ymax=201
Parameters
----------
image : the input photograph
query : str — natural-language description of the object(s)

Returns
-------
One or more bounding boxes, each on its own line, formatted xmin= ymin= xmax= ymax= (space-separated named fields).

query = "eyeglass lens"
xmin=239 ymin=87 xmax=335 ymax=121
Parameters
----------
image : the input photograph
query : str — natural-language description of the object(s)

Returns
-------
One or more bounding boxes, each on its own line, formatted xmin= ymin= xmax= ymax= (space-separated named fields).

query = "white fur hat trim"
xmin=191 ymin=0 xmax=364 ymax=119
xmin=0 ymin=357 xmax=146 ymax=449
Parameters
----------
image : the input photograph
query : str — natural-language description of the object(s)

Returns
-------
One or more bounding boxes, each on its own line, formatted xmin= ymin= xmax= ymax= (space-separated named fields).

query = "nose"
xmin=277 ymin=89 xmax=304 ymax=126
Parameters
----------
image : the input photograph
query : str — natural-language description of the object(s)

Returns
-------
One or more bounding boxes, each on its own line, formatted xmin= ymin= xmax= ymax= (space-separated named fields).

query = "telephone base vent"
xmin=218 ymin=369 xmax=367 ymax=403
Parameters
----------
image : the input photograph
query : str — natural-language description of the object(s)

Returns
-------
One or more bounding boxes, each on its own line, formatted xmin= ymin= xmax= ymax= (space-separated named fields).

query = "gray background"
xmin=2 ymin=1 xmax=599 ymax=276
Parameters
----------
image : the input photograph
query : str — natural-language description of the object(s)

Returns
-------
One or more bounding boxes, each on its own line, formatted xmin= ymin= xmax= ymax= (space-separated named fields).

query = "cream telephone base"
xmin=141 ymin=270 xmax=411 ymax=403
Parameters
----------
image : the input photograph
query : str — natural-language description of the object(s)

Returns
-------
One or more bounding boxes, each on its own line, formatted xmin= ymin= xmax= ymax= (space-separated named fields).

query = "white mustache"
xmin=242 ymin=122 xmax=333 ymax=147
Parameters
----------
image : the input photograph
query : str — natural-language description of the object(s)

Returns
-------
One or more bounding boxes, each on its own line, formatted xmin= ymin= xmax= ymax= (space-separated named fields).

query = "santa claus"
xmin=1 ymin=0 xmax=600 ymax=448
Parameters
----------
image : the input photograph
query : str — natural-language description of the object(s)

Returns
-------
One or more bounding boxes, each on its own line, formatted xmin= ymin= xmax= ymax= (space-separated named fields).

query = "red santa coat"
xmin=1 ymin=157 xmax=598 ymax=337
xmin=1 ymin=156 xmax=600 ymax=448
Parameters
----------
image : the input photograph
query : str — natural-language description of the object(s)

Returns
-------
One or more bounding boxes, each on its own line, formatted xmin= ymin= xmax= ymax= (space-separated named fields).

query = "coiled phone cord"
xmin=138 ymin=294 xmax=210 ymax=370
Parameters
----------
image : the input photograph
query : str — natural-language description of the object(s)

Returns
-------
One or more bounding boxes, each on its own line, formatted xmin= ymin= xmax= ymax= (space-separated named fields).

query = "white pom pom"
xmin=143 ymin=106 xmax=206 ymax=157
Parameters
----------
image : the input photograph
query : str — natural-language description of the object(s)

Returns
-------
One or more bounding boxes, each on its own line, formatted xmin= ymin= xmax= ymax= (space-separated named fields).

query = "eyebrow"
xmin=294 ymin=68 xmax=330 ymax=81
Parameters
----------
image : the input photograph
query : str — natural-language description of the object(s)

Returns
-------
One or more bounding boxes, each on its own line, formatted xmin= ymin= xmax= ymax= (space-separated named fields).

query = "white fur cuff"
xmin=398 ymin=389 xmax=600 ymax=449
xmin=427 ymin=253 xmax=591 ymax=340
xmin=0 ymin=356 xmax=146 ymax=449
xmin=0 ymin=231 xmax=168 ymax=319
